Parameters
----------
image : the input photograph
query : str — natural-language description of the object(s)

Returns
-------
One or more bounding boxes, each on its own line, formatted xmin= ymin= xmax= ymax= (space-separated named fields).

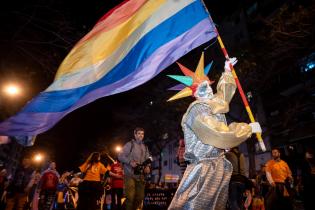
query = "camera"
xmin=133 ymin=157 xmax=152 ymax=176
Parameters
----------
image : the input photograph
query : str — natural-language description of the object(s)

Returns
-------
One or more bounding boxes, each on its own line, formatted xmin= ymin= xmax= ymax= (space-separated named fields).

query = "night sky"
xmin=2 ymin=0 xmax=311 ymax=172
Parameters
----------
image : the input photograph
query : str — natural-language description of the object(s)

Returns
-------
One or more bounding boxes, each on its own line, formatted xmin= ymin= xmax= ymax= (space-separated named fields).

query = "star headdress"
xmin=167 ymin=52 xmax=214 ymax=101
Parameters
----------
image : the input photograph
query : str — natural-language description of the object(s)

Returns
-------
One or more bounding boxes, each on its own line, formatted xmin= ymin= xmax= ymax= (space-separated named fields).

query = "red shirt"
xmin=40 ymin=170 xmax=59 ymax=190
xmin=110 ymin=162 xmax=123 ymax=189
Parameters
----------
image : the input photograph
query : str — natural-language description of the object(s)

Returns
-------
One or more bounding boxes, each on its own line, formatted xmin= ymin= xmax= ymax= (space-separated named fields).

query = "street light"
xmin=2 ymin=83 xmax=21 ymax=97
xmin=32 ymin=153 xmax=46 ymax=171
xmin=33 ymin=153 xmax=44 ymax=163
xmin=115 ymin=145 xmax=122 ymax=153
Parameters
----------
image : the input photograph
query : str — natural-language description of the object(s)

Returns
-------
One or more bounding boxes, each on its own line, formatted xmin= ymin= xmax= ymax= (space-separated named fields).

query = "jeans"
xmin=124 ymin=177 xmax=145 ymax=210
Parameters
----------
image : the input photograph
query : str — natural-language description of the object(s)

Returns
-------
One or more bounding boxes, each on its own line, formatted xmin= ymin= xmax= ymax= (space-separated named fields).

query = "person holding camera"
xmin=118 ymin=127 xmax=151 ymax=210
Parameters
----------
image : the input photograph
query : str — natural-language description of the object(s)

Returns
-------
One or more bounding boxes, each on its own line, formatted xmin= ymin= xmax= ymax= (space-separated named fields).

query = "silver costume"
xmin=168 ymin=72 xmax=252 ymax=210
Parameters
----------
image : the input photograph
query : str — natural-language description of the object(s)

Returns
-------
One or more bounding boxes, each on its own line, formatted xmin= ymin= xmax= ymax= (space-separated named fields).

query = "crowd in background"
xmin=0 ymin=140 xmax=314 ymax=210
xmin=0 ymin=127 xmax=150 ymax=210
xmin=0 ymin=155 xmax=124 ymax=210
xmin=223 ymin=147 xmax=315 ymax=210
xmin=175 ymin=141 xmax=315 ymax=210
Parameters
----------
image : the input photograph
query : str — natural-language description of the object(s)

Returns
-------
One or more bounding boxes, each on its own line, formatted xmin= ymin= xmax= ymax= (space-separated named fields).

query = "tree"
xmin=239 ymin=1 xmax=315 ymax=90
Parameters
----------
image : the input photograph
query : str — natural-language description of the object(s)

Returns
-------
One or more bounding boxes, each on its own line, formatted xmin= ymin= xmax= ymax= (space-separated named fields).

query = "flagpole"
xmin=201 ymin=1 xmax=266 ymax=151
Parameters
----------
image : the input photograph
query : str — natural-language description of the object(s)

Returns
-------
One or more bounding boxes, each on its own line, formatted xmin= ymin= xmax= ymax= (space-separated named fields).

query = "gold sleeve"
xmin=206 ymin=72 xmax=236 ymax=114
xmin=216 ymin=71 xmax=236 ymax=104
xmin=192 ymin=114 xmax=252 ymax=149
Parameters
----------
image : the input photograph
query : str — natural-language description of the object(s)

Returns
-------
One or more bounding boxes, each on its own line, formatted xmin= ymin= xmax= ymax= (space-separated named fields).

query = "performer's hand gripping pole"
xmin=217 ymin=33 xmax=266 ymax=152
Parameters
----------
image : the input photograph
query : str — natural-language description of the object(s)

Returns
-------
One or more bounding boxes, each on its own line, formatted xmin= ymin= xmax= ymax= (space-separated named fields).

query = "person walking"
xmin=38 ymin=161 xmax=60 ymax=210
xmin=5 ymin=157 xmax=35 ymax=210
xmin=265 ymin=148 xmax=293 ymax=210
xmin=109 ymin=159 xmax=123 ymax=210
xmin=256 ymin=164 xmax=269 ymax=198
xmin=118 ymin=127 xmax=151 ymax=210
xmin=77 ymin=152 xmax=108 ymax=210
xmin=226 ymin=147 xmax=249 ymax=210
xmin=166 ymin=55 xmax=261 ymax=210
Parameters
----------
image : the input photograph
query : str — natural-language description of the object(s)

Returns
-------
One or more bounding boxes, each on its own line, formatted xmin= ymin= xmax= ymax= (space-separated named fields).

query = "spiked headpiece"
xmin=167 ymin=52 xmax=214 ymax=101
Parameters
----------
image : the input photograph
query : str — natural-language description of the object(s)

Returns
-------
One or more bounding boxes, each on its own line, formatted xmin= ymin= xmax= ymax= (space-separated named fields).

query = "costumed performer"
xmin=167 ymin=53 xmax=262 ymax=210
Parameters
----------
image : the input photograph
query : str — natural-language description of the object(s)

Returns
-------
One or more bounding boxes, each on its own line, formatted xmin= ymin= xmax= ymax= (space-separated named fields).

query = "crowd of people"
xmin=175 ymin=135 xmax=315 ymax=210
xmin=0 ymin=127 xmax=151 ymax=210
xmin=0 ymin=158 xmax=80 ymax=210
xmin=0 ymin=125 xmax=314 ymax=210
xmin=0 ymin=155 xmax=124 ymax=210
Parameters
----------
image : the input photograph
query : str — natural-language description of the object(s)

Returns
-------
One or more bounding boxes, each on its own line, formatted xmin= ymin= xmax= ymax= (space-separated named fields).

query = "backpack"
xmin=41 ymin=171 xmax=58 ymax=190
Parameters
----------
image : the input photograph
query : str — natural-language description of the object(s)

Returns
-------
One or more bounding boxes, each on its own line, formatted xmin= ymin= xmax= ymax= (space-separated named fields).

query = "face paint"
xmin=195 ymin=81 xmax=213 ymax=99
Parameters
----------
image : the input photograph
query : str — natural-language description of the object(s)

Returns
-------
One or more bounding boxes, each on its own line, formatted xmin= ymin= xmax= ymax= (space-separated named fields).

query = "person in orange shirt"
xmin=76 ymin=152 xmax=107 ymax=210
xmin=265 ymin=148 xmax=293 ymax=210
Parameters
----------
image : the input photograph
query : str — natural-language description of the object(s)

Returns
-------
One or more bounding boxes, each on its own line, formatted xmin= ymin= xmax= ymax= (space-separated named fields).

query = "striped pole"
xmin=216 ymin=33 xmax=266 ymax=151
xmin=201 ymin=0 xmax=266 ymax=151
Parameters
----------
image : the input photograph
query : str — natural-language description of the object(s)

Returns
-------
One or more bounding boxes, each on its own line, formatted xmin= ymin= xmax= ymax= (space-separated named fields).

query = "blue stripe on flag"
xmin=23 ymin=1 xmax=212 ymax=113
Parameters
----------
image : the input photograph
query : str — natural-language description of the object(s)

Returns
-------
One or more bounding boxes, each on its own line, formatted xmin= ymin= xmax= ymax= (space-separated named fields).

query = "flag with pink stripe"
xmin=0 ymin=0 xmax=216 ymax=144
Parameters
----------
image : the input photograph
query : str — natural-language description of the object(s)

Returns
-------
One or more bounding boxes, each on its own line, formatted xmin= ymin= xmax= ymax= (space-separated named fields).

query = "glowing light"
xmin=115 ymin=145 xmax=122 ymax=153
xmin=3 ymin=84 xmax=21 ymax=96
xmin=33 ymin=153 xmax=44 ymax=163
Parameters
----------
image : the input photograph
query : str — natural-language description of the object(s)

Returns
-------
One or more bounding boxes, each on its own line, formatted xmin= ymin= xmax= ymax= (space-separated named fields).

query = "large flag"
xmin=0 ymin=0 xmax=216 ymax=143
